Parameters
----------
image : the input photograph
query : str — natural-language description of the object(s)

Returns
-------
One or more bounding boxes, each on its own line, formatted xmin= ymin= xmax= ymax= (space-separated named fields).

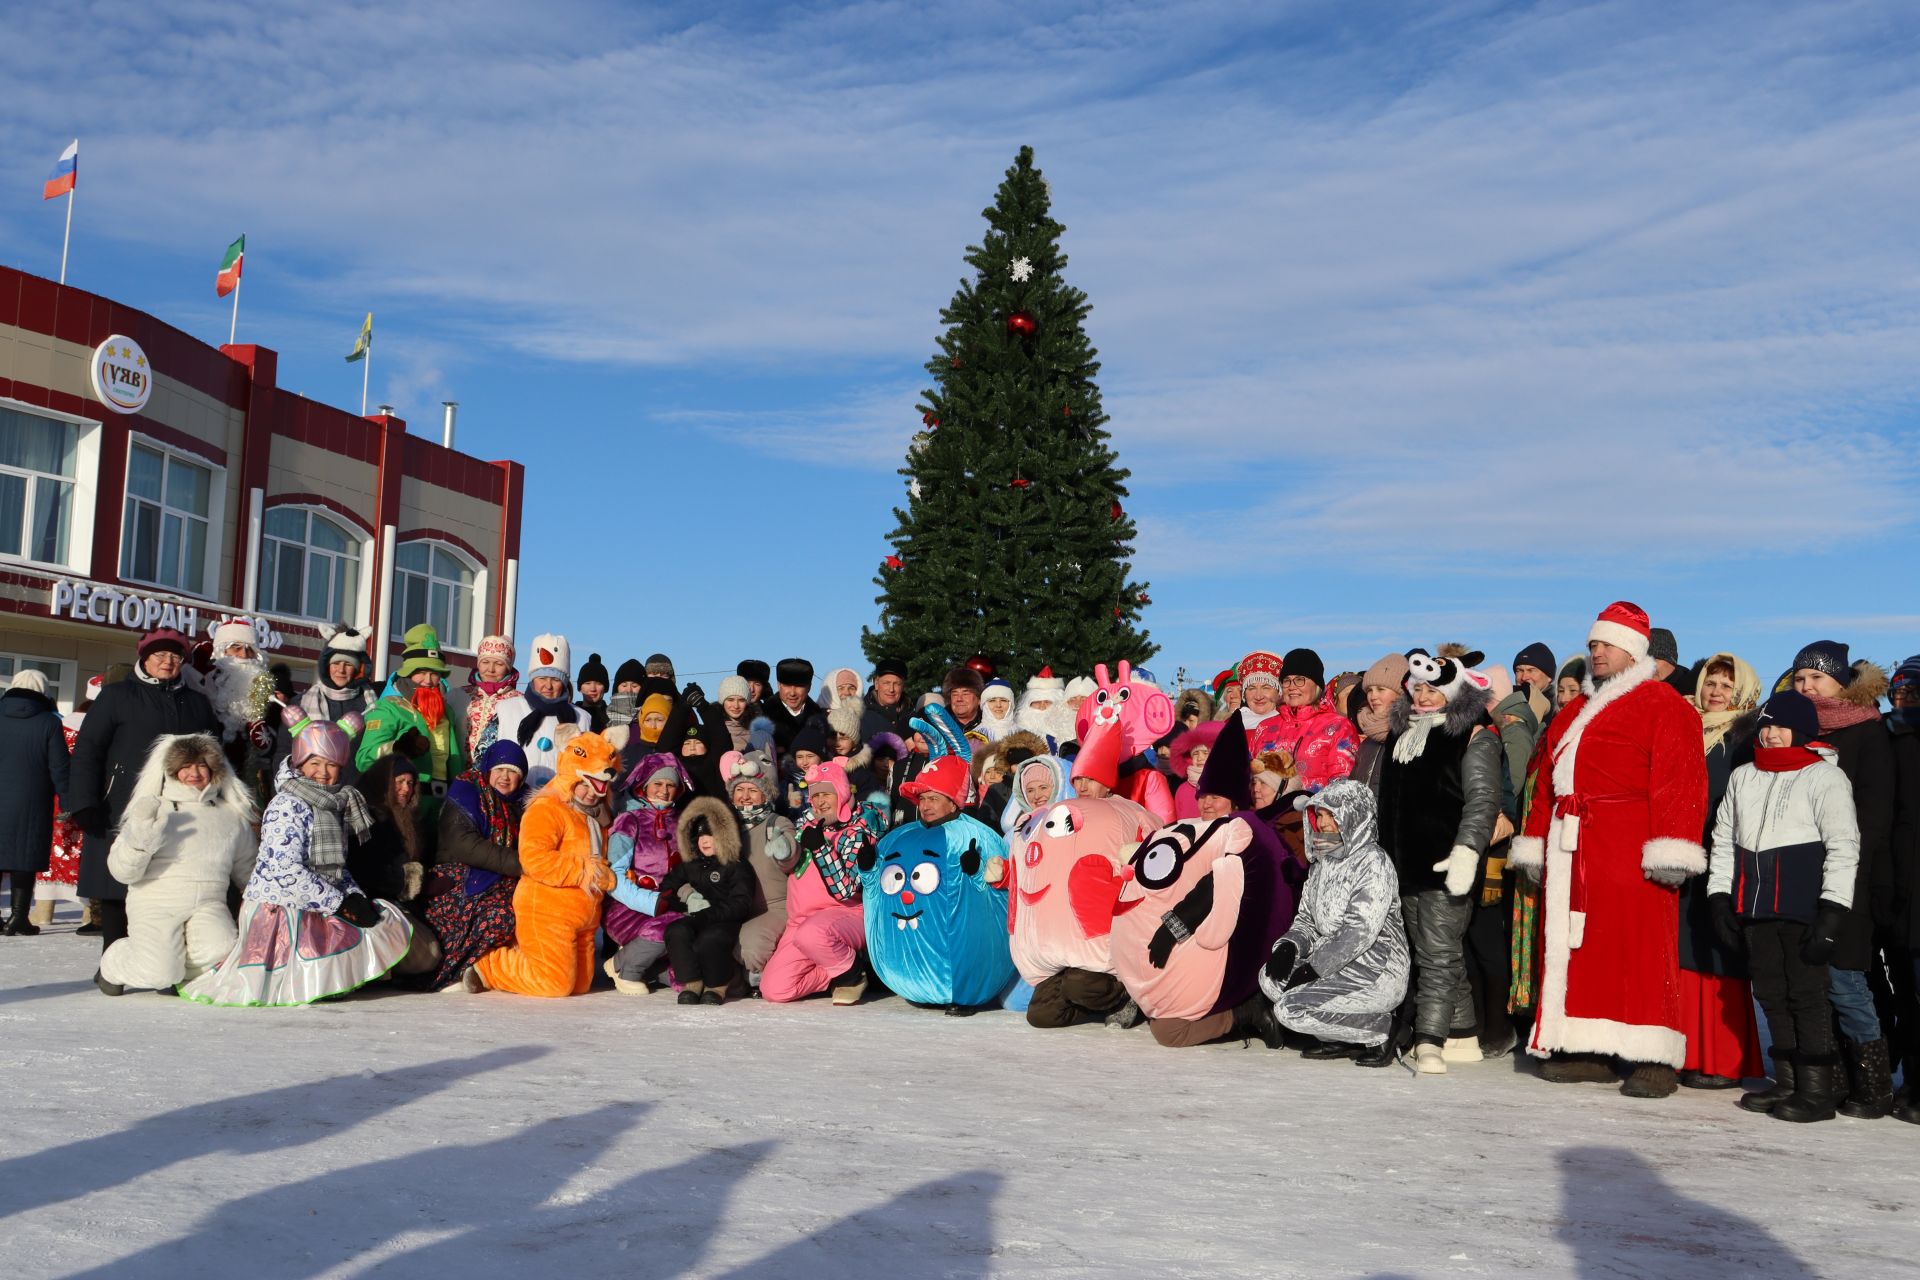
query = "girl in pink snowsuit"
xmin=762 ymin=762 xmax=882 ymax=1004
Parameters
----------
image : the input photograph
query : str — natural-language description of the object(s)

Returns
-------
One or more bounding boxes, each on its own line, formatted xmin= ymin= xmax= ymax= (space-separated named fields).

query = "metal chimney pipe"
xmin=376 ymin=404 xmax=395 ymax=418
xmin=442 ymin=401 xmax=458 ymax=450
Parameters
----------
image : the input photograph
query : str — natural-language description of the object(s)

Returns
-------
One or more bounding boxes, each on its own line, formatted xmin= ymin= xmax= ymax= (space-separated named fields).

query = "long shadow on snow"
xmin=60 ymin=1099 xmax=654 ymax=1279
xmin=717 ymin=1170 xmax=1003 ymax=1279
xmin=1554 ymin=1144 xmax=1814 ymax=1278
xmin=0 ymin=978 xmax=98 ymax=1005
xmin=0 ymin=1043 xmax=547 ymax=1221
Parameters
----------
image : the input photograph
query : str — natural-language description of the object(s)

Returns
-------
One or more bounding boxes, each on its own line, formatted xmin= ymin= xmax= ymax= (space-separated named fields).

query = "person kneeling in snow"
xmin=1259 ymin=780 xmax=1409 ymax=1056
xmin=181 ymin=722 xmax=428 ymax=1006
xmin=96 ymin=734 xmax=256 ymax=996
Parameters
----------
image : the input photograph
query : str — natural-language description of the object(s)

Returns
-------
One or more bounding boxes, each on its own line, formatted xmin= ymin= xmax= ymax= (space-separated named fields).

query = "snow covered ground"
xmin=3 ymin=916 xmax=1917 ymax=1279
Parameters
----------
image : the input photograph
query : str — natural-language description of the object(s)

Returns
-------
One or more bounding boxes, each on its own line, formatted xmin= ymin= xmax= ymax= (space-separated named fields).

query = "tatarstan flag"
xmin=215 ymin=235 xmax=244 ymax=297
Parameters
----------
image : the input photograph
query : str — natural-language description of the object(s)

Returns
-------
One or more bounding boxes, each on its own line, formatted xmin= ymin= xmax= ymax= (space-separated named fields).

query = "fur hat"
xmin=646 ymin=653 xmax=675 ymax=680
xmin=1648 ymin=628 xmax=1680 ymax=666
xmin=738 ymin=659 xmax=771 ymax=686
xmin=718 ymin=674 xmax=751 ymax=704
xmin=677 ymin=795 xmax=741 ymax=863
xmin=1250 ymin=749 xmax=1296 ymax=799
xmin=981 ymin=678 xmax=1015 ymax=708
xmin=527 ymin=634 xmax=571 ymax=684
xmin=1588 ymin=601 xmax=1652 ymax=662
xmin=1790 ymin=640 xmax=1854 ymax=686
xmin=136 ymin=733 xmax=254 ymax=821
xmin=1063 ymin=675 xmax=1096 ymax=702
xmin=776 ymin=657 xmax=814 ymax=689
xmin=1174 ymin=687 xmax=1215 ymax=724
xmin=943 ymin=663 xmax=985 ymax=699
xmin=871 ymin=657 xmax=908 ymax=682
xmin=577 ymin=652 xmax=609 ymax=688
xmin=1238 ymin=650 xmax=1284 ymax=691
xmin=1170 ymin=720 xmax=1224 ymax=778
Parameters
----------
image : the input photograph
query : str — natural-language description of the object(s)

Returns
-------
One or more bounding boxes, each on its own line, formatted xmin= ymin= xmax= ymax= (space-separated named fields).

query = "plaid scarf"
xmin=795 ymin=804 xmax=882 ymax=904
xmin=279 ymin=775 xmax=374 ymax=875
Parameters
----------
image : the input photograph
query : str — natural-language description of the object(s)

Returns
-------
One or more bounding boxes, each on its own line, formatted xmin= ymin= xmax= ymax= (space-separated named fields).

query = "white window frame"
xmin=0 ymin=396 xmax=100 ymax=576
xmin=119 ymin=434 xmax=226 ymax=601
xmin=256 ymin=503 xmax=375 ymax=628
xmin=0 ymin=650 xmax=80 ymax=714
xmin=388 ymin=538 xmax=487 ymax=655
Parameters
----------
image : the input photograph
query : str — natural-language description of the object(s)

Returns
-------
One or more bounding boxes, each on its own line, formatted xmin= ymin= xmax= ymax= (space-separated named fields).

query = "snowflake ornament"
xmin=1011 ymin=257 xmax=1033 ymax=283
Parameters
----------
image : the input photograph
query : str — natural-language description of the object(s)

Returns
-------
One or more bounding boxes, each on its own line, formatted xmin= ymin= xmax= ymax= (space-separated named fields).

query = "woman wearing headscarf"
xmin=424 ymin=741 xmax=530 ymax=991
xmin=1677 ymin=652 xmax=1766 ymax=1090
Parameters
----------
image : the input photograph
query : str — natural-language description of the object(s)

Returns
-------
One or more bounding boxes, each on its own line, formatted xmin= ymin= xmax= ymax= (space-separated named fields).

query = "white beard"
xmin=203 ymin=656 xmax=273 ymax=737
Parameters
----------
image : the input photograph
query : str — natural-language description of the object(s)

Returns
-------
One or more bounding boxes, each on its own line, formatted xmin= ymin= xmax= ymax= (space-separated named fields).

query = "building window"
xmin=121 ymin=441 xmax=214 ymax=595
xmin=0 ymin=653 xmax=73 ymax=709
xmin=0 ymin=405 xmax=79 ymax=567
xmin=391 ymin=541 xmax=476 ymax=651
xmin=260 ymin=507 xmax=363 ymax=622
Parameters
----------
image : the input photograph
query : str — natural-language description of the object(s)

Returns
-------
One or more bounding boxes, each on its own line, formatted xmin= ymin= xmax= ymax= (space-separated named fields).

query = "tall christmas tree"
xmin=862 ymin=146 xmax=1153 ymax=691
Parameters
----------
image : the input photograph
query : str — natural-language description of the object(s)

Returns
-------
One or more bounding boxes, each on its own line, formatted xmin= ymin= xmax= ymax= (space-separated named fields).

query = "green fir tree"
xmin=862 ymin=146 xmax=1154 ymax=692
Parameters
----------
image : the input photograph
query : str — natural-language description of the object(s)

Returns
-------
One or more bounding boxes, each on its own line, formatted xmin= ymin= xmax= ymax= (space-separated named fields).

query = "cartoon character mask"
xmin=550 ymin=731 xmax=621 ymax=806
xmin=1009 ymin=795 xmax=1157 ymax=988
xmin=860 ymin=810 xmax=1013 ymax=1008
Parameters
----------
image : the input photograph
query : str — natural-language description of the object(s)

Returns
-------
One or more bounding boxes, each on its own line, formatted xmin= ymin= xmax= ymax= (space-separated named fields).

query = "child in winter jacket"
xmin=604 ymin=753 xmax=691 ymax=991
xmin=1259 ymin=780 xmax=1409 ymax=1051
xmin=1708 ymin=690 xmax=1861 ymax=1123
xmin=658 ymin=797 xmax=755 ymax=1004
xmin=98 ymin=734 xmax=256 ymax=994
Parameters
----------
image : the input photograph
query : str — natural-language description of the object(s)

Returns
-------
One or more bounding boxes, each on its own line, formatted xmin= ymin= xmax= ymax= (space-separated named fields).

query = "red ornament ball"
xmin=922 ymin=411 xmax=939 ymax=428
xmin=883 ymin=555 xmax=904 ymax=572
xmin=1109 ymin=500 xmax=1124 ymax=522
xmin=1112 ymin=606 xmax=1123 ymax=618
xmin=1006 ymin=310 xmax=1037 ymax=337
xmin=965 ymin=654 xmax=997 ymax=680
xmin=1138 ymin=593 xmax=1152 ymax=606
xmin=1010 ymin=477 xmax=1031 ymax=490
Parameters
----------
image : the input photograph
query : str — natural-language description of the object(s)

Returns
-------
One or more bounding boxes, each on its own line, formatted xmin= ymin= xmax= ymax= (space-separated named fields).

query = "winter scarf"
xmin=1810 ymin=694 xmax=1880 ymax=734
xmin=1754 ymin=744 xmax=1823 ymax=773
xmin=794 ymin=806 xmax=879 ymax=904
xmin=735 ymin=800 xmax=773 ymax=828
xmin=515 ymin=685 xmax=576 ymax=746
xmin=277 ymin=775 xmax=373 ymax=876
xmin=464 ymin=674 xmax=519 ymax=752
xmin=1356 ymin=703 xmax=1393 ymax=744
xmin=449 ymin=766 xmax=523 ymax=896
xmin=1356 ymin=653 xmax=1409 ymax=744
xmin=1391 ymin=711 xmax=1444 ymax=764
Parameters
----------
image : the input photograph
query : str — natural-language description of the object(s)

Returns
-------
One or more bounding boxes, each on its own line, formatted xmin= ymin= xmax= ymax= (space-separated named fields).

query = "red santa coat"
xmin=1508 ymin=657 xmax=1707 ymax=1067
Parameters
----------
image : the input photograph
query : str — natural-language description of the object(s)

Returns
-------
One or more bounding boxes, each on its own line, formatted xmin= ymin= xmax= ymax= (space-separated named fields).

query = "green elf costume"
xmin=356 ymin=623 xmax=467 ymax=820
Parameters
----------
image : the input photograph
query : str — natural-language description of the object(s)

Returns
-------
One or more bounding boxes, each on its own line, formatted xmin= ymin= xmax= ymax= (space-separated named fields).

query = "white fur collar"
xmin=1552 ymin=656 xmax=1656 ymax=796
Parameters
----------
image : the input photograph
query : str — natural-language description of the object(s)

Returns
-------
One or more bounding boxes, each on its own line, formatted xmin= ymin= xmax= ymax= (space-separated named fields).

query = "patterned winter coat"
xmin=1246 ymin=688 xmax=1359 ymax=792
xmin=1259 ymin=780 xmax=1408 ymax=1046
xmin=243 ymin=764 xmax=364 ymax=914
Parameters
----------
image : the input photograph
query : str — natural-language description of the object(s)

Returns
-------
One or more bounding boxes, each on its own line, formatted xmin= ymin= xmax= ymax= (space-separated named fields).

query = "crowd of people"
xmin=2 ymin=601 xmax=1917 ymax=1128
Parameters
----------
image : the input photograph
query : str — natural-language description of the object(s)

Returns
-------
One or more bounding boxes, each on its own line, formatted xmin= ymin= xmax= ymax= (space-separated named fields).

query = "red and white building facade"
xmin=0 ymin=265 xmax=523 ymax=708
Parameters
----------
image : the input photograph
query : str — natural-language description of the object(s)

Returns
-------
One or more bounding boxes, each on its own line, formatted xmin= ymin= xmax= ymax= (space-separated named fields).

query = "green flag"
xmin=345 ymin=312 xmax=373 ymax=362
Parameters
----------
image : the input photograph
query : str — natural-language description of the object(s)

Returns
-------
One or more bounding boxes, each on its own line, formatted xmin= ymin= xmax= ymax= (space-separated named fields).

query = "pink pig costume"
xmin=1011 ymin=794 xmax=1161 ymax=1028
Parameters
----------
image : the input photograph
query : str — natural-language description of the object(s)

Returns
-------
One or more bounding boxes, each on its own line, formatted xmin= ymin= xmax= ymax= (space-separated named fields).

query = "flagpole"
xmin=59 ymin=185 xmax=74 ymax=285
xmin=361 ymin=343 xmax=370 ymax=416
xmin=228 ymin=269 xmax=241 ymax=345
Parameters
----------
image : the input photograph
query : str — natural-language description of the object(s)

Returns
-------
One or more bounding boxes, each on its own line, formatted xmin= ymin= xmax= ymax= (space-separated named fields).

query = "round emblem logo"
xmin=90 ymin=335 xmax=153 ymax=415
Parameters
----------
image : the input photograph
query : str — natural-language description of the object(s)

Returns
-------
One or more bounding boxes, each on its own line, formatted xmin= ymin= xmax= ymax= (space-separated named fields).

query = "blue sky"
xmin=5 ymin=1 xmax=1920 ymax=690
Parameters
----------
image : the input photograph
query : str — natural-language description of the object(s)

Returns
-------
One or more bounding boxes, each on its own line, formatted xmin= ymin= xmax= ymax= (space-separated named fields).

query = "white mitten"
xmin=683 ymin=889 xmax=710 ymax=913
xmin=1435 ymin=846 xmax=1478 ymax=898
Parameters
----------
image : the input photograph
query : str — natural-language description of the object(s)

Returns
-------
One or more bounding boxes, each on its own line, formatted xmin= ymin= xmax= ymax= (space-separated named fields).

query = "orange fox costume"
xmin=473 ymin=732 xmax=620 ymax=997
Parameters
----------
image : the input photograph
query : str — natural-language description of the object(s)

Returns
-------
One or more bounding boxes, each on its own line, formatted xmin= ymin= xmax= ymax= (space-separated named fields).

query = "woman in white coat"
xmin=97 ymin=734 xmax=256 ymax=995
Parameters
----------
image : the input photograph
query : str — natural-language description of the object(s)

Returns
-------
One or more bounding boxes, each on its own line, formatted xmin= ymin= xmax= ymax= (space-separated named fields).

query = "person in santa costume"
xmin=1507 ymin=601 xmax=1709 ymax=1098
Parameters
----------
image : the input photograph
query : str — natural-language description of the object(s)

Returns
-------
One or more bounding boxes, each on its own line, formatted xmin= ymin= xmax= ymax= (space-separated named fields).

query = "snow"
xmin=3 ymin=915 xmax=1918 ymax=1279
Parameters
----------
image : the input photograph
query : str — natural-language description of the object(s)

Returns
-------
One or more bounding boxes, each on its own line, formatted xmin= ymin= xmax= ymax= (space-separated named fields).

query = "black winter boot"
xmin=1232 ymin=992 xmax=1285 ymax=1050
xmin=1355 ymin=1012 xmax=1410 ymax=1068
xmin=1740 ymin=1052 xmax=1796 ymax=1113
xmin=1774 ymin=1053 xmax=1840 ymax=1123
xmin=1839 ymin=1038 xmax=1894 ymax=1120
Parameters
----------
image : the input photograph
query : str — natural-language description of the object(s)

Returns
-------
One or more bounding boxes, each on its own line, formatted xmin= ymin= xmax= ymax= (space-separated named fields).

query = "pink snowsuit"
xmin=760 ymin=861 xmax=864 ymax=1003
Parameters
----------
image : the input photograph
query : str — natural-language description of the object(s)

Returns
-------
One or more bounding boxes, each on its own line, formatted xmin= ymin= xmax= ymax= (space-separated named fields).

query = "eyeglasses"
xmin=1280 ymin=676 xmax=1315 ymax=689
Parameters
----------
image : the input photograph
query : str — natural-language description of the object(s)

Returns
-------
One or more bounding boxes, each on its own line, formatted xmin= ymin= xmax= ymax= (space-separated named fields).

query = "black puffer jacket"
xmin=658 ymin=854 xmax=755 ymax=929
xmin=1377 ymin=688 xmax=1502 ymax=896
xmin=0 ymin=688 xmax=70 ymax=873
xmin=1823 ymin=716 xmax=1895 ymax=973
xmin=1679 ymin=710 xmax=1761 ymax=977
xmin=68 ymin=673 xmax=218 ymax=899
xmin=1891 ymin=717 xmax=1920 ymax=951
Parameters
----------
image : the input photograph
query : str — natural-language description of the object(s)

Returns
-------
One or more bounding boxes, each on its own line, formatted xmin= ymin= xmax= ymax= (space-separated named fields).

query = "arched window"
xmin=390 ymin=540 xmax=477 ymax=650
xmin=259 ymin=507 xmax=365 ymax=621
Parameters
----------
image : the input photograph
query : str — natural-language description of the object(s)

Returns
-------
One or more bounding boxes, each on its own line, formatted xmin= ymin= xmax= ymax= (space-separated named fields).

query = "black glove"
xmin=394 ymin=728 xmax=431 ymax=760
xmin=682 ymin=682 xmax=706 ymax=709
xmin=1146 ymin=876 xmax=1215 ymax=970
xmin=335 ymin=893 xmax=382 ymax=929
xmin=1800 ymin=900 xmax=1849 ymax=965
xmin=800 ymin=823 xmax=827 ymax=853
xmin=1282 ymin=962 xmax=1319 ymax=992
xmin=1265 ymin=939 xmax=1299 ymax=986
xmin=1708 ymin=893 xmax=1743 ymax=953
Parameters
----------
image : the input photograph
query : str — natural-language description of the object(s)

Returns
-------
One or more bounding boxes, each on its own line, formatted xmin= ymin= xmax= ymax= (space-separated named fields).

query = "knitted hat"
xmin=1361 ymin=651 xmax=1410 ymax=692
xmin=900 ymin=755 xmax=970 ymax=808
xmin=1512 ymin=642 xmax=1555 ymax=678
xmin=1238 ymin=650 xmax=1284 ymax=691
xmin=1588 ymin=601 xmax=1651 ymax=662
xmin=476 ymin=634 xmax=515 ymax=666
xmin=717 ymin=674 xmax=751 ymax=703
xmin=396 ymin=624 xmax=450 ymax=677
xmin=1758 ymin=689 xmax=1821 ymax=746
xmin=646 ymin=653 xmax=675 ymax=680
xmin=1070 ymin=718 xmax=1123 ymax=792
xmin=527 ymin=634 xmax=571 ymax=684
xmin=211 ymin=616 xmax=258 ymax=653
xmin=613 ymin=657 xmax=646 ymax=688
xmin=738 ymin=659 xmax=771 ymax=686
xmin=1790 ymin=640 xmax=1854 ymax=686
xmin=1648 ymin=628 xmax=1680 ymax=666
xmin=137 ymin=627 xmax=190 ymax=661
xmin=776 ymin=657 xmax=814 ymax=689
xmin=479 ymin=740 xmax=529 ymax=776
xmin=1194 ymin=709 xmax=1253 ymax=808
xmin=943 ymin=663 xmax=985 ymax=698
xmin=1024 ymin=665 xmax=1066 ymax=700
xmin=1891 ymin=655 xmax=1920 ymax=700
xmin=871 ymin=658 xmax=908 ymax=682
xmin=827 ymin=701 xmax=863 ymax=742
xmin=790 ymin=720 xmax=831 ymax=760
xmin=8 ymin=669 xmax=48 ymax=694
xmin=1280 ymin=647 xmax=1325 ymax=689
xmin=291 ymin=720 xmax=353 ymax=767
xmin=578 ymin=652 xmax=610 ymax=688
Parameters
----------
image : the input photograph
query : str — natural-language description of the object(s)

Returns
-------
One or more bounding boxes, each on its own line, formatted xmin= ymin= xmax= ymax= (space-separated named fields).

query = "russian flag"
xmin=43 ymin=140 xmax=77 ymax=201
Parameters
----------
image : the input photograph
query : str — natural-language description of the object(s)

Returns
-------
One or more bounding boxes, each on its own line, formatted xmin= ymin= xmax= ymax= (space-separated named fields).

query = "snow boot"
xmin=677 ymin=990 xmax=703 ymax=1005
xmin=1539 ymin=1053 xmax=1615 ymax=1084
xmin=1413 ymin=1042 xmax=1446 ymax=1074
xmin=701 ymin=990 xmax=724 ymax=1006
xmin=93 ymin=968 xmax=124 ymax=997
xmin=1441 ymin=1034 xmax=1482 ymax=1064
xmin=1740 ymin=1053 xmax=1798 ymax=1113
xmin=1104 ymin=998 xmax=1144 ymax=1030
xmin=1678 ymin=1070 xmax=1741 ymax=1090
xmin=1894 ymin=1087 xmax=1920 ymax=1126
xmin=1774 ymin=1053 xmax=1840 ymax=1123
xmin=1839 ymin=1038 xmax=1894 ymax=1120
xmin=1231 ymin=993 xmax=1285 ymax=1050
xmin=1355 ymin=1015 xmax=1410 ymax=1068
xmin=1301 ymin=1039 xmax=1362 ymax=1060
xmin=1480 ymin=1027 xmax=1518 ymax=1060
xmin=1620 ymin=1063 xmax=1678 ymax=1099
xmin=830 ymin=953 xmax=871 ymax=1006
xmin=459 ymin=966 xmax=488 ymax=993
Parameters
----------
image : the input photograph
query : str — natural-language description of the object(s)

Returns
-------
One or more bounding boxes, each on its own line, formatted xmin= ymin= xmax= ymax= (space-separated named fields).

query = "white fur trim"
xmin=1641 ymin=836 xmax=1705 ymax=876
xmin=1551 ymin=656 xmax=1656 ymax=799
xmin=1587 ymin=619 xmax=1650 ymax=661
xmin=1509 ymin=834 xmax=1545 ymax=871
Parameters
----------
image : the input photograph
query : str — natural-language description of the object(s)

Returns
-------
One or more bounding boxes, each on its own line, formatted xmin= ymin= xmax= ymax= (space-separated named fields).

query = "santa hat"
xmin=1238 ymin=650 xmax=1284 ymax=691
xmin=900 ymin=755 xmax=971 ymax=808
xmin=1024 ymin=665 xmax=1066 ymax=700
xmin=1070 ymin=718 xmax=1124 ymax=792
xmin=211 ymin=617 xmax=258 ymax=653
xmin=527 ymin=634 xmax=570 ymax=684
xmin=1588 ymin=601 xmax=1652 ymax=662
xmin=1194 ymin=708 xmax=1254 ymax=809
